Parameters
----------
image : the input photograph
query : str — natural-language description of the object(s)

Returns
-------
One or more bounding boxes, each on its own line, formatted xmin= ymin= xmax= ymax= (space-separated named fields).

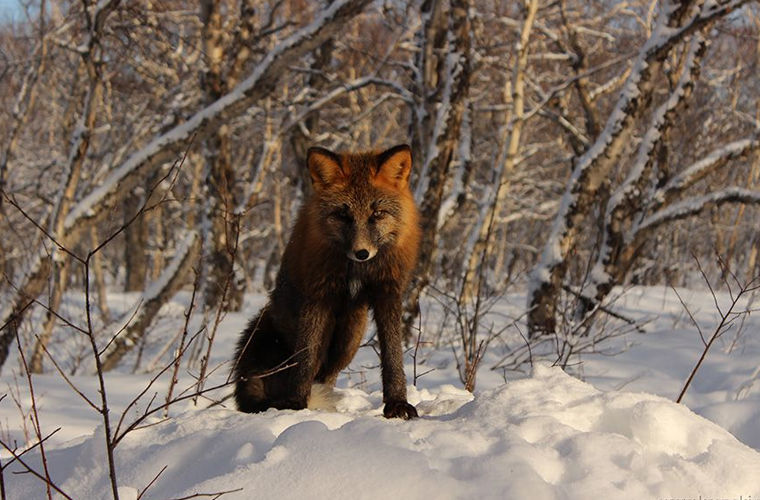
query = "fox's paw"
xmin=383 ymin=400 xmax=418 ymax=420
xmin=272 ymin=398 xmax=307 ymax=411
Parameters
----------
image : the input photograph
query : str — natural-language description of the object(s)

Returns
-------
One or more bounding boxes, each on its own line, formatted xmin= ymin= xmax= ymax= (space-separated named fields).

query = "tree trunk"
xmin=199 ymin=0 xmax=244 ymax=313
xmin=0 ymin=0 xmax=373 ymax=370
xmin=90 ymin=225 xmax=111 ymax=324
xmin=403 ymin=0 xmax=474 ymax=339
xmin=462 ymin=0 xmax=538 ymax=302
xmin=100 ymin=231 xmax=200 ymax=372
xmin=124 ymin=190 xmax=148 ymax=292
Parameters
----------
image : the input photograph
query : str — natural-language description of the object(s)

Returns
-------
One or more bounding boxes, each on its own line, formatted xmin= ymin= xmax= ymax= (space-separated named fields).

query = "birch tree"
xmin=403 ymin=0 xmax=475 ymax=337
xmin=527 ymin=0 xmax=758 ymax=338
xmin=0 ymin=0 xmax=373 ymax=370
xmin=460 ymin=0 xmax=538 ymax=301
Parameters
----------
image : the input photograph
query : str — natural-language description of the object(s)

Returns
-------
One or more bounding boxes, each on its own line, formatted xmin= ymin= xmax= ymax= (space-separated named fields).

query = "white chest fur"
xmin=348 ymin=277 xmax=362 ymax=299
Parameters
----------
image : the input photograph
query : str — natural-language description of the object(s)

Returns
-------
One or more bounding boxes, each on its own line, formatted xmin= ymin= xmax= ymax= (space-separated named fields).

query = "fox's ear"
xmin=307 ymin=147 xmax=345 ymax=190
xmin=376 ymin=144 xmax=412 ymax=188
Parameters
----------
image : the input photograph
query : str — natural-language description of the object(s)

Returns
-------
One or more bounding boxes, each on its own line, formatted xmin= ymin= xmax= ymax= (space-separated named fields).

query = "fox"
xmin=232 ymin=144 xmax=421 ymax=419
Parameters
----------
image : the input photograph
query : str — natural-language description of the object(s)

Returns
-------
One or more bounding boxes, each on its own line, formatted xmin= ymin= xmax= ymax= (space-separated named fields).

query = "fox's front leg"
xmin=373 ymin=291 xmax=418 ymax=419
xmin=276 ymin=303 xmax=331 ymax=410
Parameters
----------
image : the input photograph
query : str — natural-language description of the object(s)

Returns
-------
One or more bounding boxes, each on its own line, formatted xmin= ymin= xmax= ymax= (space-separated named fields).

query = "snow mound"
xmin=7 ymin=366 xmax=760 ymax=499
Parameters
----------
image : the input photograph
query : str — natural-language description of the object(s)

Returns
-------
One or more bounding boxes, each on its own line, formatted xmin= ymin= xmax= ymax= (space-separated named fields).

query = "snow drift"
xmin=7 ymin=365 xmax=759 ymax=499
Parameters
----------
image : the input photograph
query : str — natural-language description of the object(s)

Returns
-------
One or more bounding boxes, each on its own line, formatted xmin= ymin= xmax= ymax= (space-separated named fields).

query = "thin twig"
xmin=14 ymin=329 xmax=53 ymax=499
xmin=113 ymin=329 xmax=204 ymax=441
xmin=0 ymin=437 xmax=72 ymax=500
xmin=37 ymin=339 xmax=99 ymax=411
xmin=0 ymin=427 xmax=60 ymax=471
xmin=670 ymin=286 xmax=706 ymax=346
xmin=168 ymin=488 xmax=244 ymax=500
xmin=676 ymin=256 xmax=759 ymax=403
xmin=166 ymin=270 xmax=200 ymax=416
xmin=137 ymin=465 xmax=167 ymax=500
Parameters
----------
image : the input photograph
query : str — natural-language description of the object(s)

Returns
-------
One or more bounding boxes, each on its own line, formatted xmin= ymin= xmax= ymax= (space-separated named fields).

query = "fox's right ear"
xmin=307 ymin=147 xmax=345 ymax=190
xmin=376 ymin=144 xmax=412 ymax=188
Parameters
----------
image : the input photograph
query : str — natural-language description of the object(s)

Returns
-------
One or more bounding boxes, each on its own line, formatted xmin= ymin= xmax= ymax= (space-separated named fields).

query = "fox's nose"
xmin=354 ymin=249 xmax=370 ymax=261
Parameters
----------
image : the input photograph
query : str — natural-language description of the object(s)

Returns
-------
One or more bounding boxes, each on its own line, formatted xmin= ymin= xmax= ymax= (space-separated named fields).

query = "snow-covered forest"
xmin=1 ymin=0 xmax=759 ymax=498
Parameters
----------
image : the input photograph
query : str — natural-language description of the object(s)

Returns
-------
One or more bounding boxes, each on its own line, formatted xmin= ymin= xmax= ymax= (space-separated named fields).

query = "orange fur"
xmin=232 ymin=144 xmax=421 ymax=419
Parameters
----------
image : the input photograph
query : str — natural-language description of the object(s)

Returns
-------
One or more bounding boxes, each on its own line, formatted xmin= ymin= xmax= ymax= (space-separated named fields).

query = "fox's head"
xmin=306 ymin=144 xmax=416 ymax=262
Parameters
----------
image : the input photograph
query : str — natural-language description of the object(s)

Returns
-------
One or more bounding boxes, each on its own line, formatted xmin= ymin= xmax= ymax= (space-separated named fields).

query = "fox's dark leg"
xmin=276 ymin=302 xmax=333 ymax=410
xmin=317 ymin=304 xmax=368 ymax=386
xmin=373 ymin=289 xmax=417 ymax=419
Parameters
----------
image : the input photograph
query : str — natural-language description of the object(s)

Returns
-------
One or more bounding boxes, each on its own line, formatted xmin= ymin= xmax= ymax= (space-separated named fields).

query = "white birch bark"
xmin=0 ymin=0 xmax=372 ymax=370
xmin=99 ymin=231 xmax=200 ymax=372
xmin=461 ymin=0 xmax=538 ymax=302
xmin=526 ymin=0 xmax=752 ymax=337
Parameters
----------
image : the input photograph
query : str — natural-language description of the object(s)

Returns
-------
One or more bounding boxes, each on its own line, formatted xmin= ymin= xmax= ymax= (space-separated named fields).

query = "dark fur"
xmin=232 ymin=145 xmax=420 ymax=419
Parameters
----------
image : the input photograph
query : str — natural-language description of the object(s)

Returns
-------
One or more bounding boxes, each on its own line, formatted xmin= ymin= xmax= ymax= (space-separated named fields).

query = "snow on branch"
xmin=529 ymin=0 xmax=674 ymax=279
xmin=655 ymin=136 xmax=760 ymax=204
xmin=576 ymin=35 xmax=707 ymax=309
xmin=63 ymin=0 xmax=372 ymax=236
xmin=527 ymin=0 xmax=752 ymax=336
xmin=538 ymin=0 xmax=751 ymax=268
xmin=608 ymin=34 xmax=705 ymax=211
xmin=648 ymin=0 xmax=754 ymax=58
xmin=99 ymin=230 xmax=200 ymax=372
xmin=636 ymin=188 xmax=760 ymax=235
xmin=279 ymin=76 xmax=415 ymax=137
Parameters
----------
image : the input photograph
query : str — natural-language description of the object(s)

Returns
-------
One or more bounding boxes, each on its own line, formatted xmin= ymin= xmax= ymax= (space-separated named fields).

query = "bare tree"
xmin=1 ymin=0 xmax=758 ymax=386
xmin=527 ymin=0 xmax=758 ymax=338
xmin=0 ymin=0 xmax=373 ymax=370
xmin=403 ymin=0 xmax=476 ymax=338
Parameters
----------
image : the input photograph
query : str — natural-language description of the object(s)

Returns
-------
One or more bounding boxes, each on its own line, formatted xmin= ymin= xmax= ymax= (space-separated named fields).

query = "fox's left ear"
xmin=376 ymin=144 xmax=413 ymax=188
xmin=308 ymin=146 xmax=346 ymax=190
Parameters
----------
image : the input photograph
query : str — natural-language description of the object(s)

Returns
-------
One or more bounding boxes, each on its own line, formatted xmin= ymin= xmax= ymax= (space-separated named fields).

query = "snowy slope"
xmin=579 ymin=286 xmax=760 ymax=451
xmin=2 ymin=286 xmax=760 ymax=498
xmin=6 ymin=365 xmax=760 ymax=499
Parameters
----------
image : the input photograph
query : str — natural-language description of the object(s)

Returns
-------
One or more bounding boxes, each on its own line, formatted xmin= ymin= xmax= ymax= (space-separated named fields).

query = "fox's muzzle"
xmin=348 ymin=247 xmax=377 ymax=262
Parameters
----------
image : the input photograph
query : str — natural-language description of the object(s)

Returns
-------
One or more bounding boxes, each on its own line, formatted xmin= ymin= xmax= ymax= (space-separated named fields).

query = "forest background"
xmin=0 ymin=0 xmax=759 ymax=383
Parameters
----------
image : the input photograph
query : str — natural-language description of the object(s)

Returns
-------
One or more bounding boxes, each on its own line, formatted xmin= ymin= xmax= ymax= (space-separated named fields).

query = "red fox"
xmin=232 ymin=144 xmax=421 ymax=419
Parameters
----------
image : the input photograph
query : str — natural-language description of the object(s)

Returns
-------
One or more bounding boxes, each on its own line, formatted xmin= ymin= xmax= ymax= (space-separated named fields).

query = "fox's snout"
xmin=348 ymin=246 xmax=377 ymax=262
xmin=343 ymin=225 xmax=379 ymax=262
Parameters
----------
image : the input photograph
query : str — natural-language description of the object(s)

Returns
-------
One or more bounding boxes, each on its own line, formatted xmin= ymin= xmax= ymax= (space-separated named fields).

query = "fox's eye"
xmin=330 ymin=206 xmax=352 ymax=223
xmin=370 ymin=210 xmax=387 ymax=221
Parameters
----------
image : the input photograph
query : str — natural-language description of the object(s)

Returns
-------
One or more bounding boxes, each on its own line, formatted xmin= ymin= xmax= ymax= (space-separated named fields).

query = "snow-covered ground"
xmin=2 ymin=286 xmax=760 ymax=499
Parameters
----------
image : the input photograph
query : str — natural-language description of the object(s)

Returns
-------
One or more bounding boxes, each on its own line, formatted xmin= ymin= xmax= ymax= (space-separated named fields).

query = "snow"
xmin=658 ymin=137 xmax=760 ymax=202
xmin=3 ymin=286 xmax=760 ymax=499
xmin=5 ymin=363 xmax=759 ymax=499
xmin=63 ymin=0 xmax=371 ymax=232
xmin=637 ymin=187 xmax=760 ymax=233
